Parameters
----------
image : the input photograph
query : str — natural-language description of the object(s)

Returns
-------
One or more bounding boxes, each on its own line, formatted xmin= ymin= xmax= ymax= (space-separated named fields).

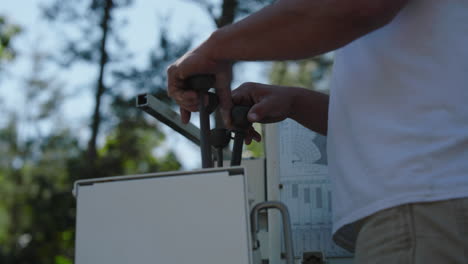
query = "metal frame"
xmin=136 ymin=93 xmax=200 ymax=145
xmin=136 ymin=93 xmax=231 ymax=161
xmin=73 ymin=166 xmax=244 ymax=197
xmin=251 ymin=201 xmax=295 ymax=264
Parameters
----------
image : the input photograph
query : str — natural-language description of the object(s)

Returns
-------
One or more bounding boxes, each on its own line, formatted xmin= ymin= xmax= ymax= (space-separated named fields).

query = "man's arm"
xmin=289 ymin=89 xmax=329 ymax=136
xmin=203 ymin=0 xmax=409 ymax=61
xmin=168 ymin=0 xmax=409 ymax=124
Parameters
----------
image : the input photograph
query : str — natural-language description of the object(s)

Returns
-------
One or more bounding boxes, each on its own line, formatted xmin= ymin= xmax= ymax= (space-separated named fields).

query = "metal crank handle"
xmin=230 ymin=105 xmax=251 ymax=166
xmin=183 ymin=74 xmax=216 ymax=168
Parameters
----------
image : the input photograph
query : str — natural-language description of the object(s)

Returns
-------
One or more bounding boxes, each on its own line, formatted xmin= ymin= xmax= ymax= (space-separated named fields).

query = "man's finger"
xmin=248 ymin=126 xmax=261 ymax=141
xmin=232 ymin=92 xmax=253 ymax=107
xmin=244 ymin=126 xmax=262 ymax=144
xmin=167 ymin=65 xmax=180 ymax=98
xmin=180 ymin=90 xmax=198 ymax=103
xmin=247 ymin=102 xmax=266 ymax=123
xmin=180 ymin=107 xmax=191 ymax=124
xmin=251 ymin=128 xmax=262 ymax=142
xmin=232 ymin=83 xmax=258 ymax=106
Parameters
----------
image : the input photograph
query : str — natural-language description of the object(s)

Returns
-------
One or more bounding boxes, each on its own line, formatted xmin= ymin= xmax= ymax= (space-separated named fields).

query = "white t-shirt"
xmin=328 ymin=0 xmax=468 ymax=249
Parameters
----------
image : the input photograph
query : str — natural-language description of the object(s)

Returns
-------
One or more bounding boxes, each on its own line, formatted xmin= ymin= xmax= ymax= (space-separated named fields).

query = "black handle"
xmin=230 ymin=105 xmax=251 ymax=166
xmin=206 ymin=92 xmax=219 ymax=114
xmin=210 ymin=128 xmax=231 ymax=148
xmin=231 ymin=105 xmax=251 ymax=130
xmin=184 ymin=74 xmax=216 ymax=93
xmin=184 ymin=74 xmax=216 ymax=168
xmin=210 ymin=128 xmax=231 ymax=168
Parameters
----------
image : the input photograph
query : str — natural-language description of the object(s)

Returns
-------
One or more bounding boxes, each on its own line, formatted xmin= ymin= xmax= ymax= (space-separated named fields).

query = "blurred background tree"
xmin=0 ymin=16 xmax=21 ymax=78
xmin=42 ymin=0 xmax=136 ymax=173
xmin=0 ymin=1 xmax=184 ymax=262
xmin=0 ymin=0 xmax=333 ymax=263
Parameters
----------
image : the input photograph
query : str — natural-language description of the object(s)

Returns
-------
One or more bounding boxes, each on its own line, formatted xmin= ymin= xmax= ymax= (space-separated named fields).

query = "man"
xmin=167 ymin=0 xmax=468 ymax=263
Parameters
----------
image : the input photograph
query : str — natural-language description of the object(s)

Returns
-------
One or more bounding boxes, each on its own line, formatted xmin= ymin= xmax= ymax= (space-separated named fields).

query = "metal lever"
xmin=231 ymin=105 xmax=251 ymax=130
xmin=250 ymin=201 xmax=295 ymax=264
xmin=210 ymin=128 xmax=230 ymax=167
xmin=184 ymin=74 xmax=216 ymax=168
xmin=182 ymin=75 xmax=251 ymax=168
xmin=230 ymin=105 xmax=251 ymax=166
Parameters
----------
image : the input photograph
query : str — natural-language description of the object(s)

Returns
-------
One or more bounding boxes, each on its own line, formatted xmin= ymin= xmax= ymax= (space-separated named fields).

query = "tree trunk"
xmin=87 ymin=0 xmax=113 ymax=173
xmin=216 ymin=0 xmax=238 ymax=28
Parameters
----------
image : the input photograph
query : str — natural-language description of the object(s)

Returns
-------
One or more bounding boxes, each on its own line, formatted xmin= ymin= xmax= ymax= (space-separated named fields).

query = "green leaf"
xmin=55 ymin=255 xmax=72 ymax=264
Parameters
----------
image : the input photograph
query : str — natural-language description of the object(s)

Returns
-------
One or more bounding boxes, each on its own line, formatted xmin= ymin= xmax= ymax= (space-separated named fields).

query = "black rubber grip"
xmin=231 ymin=105 xmax=251 ymax=130
xmin=210 ymin=128 xmax=231 ymax=148
xmin=206 ymin=92 xmax=219 ymax=114
xmin=184 ymin=74 xmax=216 ymax=93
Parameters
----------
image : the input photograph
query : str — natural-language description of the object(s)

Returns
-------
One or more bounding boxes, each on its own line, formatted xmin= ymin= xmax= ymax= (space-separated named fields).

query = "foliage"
xmin=269 ymin=56 xmax=333 ymax=91
xmin=42 ymin=0 xmax=136 ymax=165
xmin=0 ymin=15 xmax=21 ymax=79
xmin=0 ymin=16 xmax=21 ymax=62
xmin=0 ymin=112 xmax=180 ymax=264
xmin=0 ymin=117 xmax=78 ymax=264
xmin=96 ymin=96 xmax=181 ymax=177
xmin=0 ymin=1 xmax=185 ymax=263
xmin=111 ymin=22 xmax=192 ymax=103
xmin=42 ymin=0 xmax=132 ymax=67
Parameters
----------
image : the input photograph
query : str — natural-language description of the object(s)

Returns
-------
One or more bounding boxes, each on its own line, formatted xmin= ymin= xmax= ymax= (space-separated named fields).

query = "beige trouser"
xmin=354 ymin=197 xmax=468 ymax=264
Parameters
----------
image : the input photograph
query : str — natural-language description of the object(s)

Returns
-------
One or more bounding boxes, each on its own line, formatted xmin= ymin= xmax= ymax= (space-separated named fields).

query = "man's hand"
xmin=166 ymin=44 xmax=233 ymax=126
xmin=232 ymin=82 xmax=329 ymax=137
xmin=232 ymin=82 xmax=295 ymax=124
xmin=232 ymin=83 xmax=298 ymax=144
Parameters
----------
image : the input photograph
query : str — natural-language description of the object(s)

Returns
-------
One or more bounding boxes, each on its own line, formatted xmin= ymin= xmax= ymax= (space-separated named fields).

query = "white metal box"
xmin=74 ymin=167 xmax=253 ymax=264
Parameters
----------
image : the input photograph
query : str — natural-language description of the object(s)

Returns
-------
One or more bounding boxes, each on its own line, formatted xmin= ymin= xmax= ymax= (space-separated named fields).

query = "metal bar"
xmin=136 ymin=94 xmax=200 ymax=145
xmin=250 ymin=201 xmax=295 ymax=264
xmin=216 ymin=148 xmax=223 ymax=167
xmin=136 ymin=93 xmax=231 ymax=161
xmin=198 ymin=93 xmax=213 ymax=168
xmin=230 ymin=131 xmax=244 ymax=166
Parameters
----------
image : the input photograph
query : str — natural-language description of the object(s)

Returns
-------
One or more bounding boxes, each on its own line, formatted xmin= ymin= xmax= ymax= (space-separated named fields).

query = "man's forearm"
xmin=202 ymin=0 xmax=408 ymax=61
xmin=289 ymin=89 xmax=329 ymax=136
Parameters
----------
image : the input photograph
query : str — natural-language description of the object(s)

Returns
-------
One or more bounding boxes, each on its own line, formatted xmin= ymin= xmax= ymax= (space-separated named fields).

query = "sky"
xmin=0 ymin=0 xmax=269 ymax=170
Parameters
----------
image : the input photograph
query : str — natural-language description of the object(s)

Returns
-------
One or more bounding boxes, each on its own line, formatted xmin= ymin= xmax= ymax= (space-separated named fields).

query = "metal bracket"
xmin=137 ymin=93 xmax=200 ymax=145
xmin=136 ymin=93 xmax=231 ymax=160
xmin=251 ymin=201 xmax=295 ymax=264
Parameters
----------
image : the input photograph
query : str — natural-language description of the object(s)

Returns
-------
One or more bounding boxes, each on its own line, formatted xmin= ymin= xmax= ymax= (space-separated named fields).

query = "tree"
xmin=0 ymin=15 xmax=21 ymax=77
xmin=43 ymin=0 xmax=133 ymax=172
xmin=0 ymin=44 xmax=182 ymax=263
xmin=0 ymin=48 xmax=76 ymax=264
xmin=269 ymin=56 xmax=333 ymax=92
xmin=97 ymin=96 xmax=181 ymax=176
xmin=43 ymin=1 xmax=187 ymax=179
xmin=111 ymin=21 xmax=192 ymax=102
xmin=0 ymin=16 xmax=21 ymax=61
